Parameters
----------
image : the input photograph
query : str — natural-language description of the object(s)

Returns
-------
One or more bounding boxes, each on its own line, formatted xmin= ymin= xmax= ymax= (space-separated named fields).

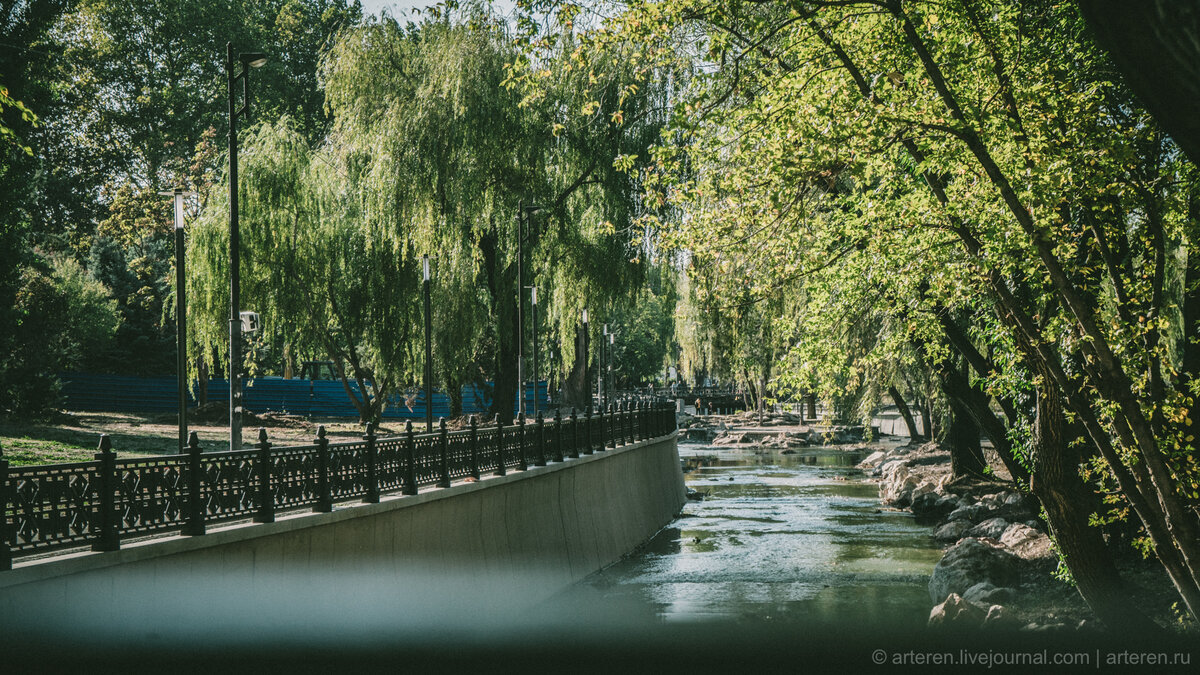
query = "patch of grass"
xmin=0 ymin=410 xmax=382 ymax=467
xmin=2 ymin=436 xmax=98 ymax=466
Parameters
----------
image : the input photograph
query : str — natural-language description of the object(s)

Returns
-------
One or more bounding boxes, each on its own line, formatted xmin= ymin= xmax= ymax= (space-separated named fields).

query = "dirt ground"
xmin=0 ymin=409 xmax=408 ymax=466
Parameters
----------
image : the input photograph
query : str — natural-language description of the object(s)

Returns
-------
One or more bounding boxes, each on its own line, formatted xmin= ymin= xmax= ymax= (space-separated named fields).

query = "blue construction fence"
xmin=58 ymin=372 xmax=549 ymax=420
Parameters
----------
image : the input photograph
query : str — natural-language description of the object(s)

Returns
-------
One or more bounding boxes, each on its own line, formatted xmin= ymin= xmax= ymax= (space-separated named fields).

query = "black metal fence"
xmin=0 ymin=402 xmax=676 ymax=570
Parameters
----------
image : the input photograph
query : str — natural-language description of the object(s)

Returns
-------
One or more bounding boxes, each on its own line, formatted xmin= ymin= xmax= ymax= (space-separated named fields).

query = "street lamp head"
xmin=582 ymin=308 xmax=588 ymax=323
xmin=423 ymin=254 xmax=430 ymax=282
xmin=530 ymin=286 xmax=537 ymax=305
xmin=240 ymin=52 xmax=268 ymax=68
xmin=610 ymin=333 xmax=615 ymax=344
xmin=158 ymin=189 xmax=196 ymax=230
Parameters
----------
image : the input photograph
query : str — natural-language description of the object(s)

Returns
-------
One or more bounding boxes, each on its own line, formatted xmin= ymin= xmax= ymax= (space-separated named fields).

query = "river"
xmin=568 ymin=441 xmax=942 ymax=629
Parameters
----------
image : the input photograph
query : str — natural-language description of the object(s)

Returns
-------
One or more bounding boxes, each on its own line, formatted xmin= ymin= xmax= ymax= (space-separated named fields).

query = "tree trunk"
xmin=1030 ymin=377 xmax=1160 ymax=634
xmin=447 ymin=374 xmax=463 ymax=419
xmin=197 ymin=358 xmax=208 ymax=407
xmin=888 ymin=385 xmax=923 ymax=440
xmin=943 ymin=401 xmax=988 ymax=479
xmin=564 ymin=321 xmax=590 ymax=410
xmin=479 ymin=227 xmax=518 ymax=422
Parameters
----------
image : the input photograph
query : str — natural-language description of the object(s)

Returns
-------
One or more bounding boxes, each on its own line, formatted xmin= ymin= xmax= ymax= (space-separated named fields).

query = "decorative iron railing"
xmin=0 ymin=402 xmax=677 ymax=569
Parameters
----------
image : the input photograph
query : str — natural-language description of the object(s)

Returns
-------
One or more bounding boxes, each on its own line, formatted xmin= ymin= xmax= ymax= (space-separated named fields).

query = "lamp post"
xmin=160 ymin=189 xmax=196 ymax=453
xmin=423 ymin=254 xmax=433 ymax=433
xmin=227 ymin=44 xmax=267 ymax=451
xmin=529 ymin=285 xmax=538 ymax=416
xmin=516 ymin=202 xmax=541 ymax=417
xmin=581 ymin=308 xmax=589 ymax=410
xmin=599 ymin=324 xmax=607 ymax=407
xmin=608 ymin=331 xmax=616 ymax=406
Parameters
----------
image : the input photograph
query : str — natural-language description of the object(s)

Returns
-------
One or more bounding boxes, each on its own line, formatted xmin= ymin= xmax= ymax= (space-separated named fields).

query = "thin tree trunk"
xmin=888 ymin=385 xmax=923 ymax=441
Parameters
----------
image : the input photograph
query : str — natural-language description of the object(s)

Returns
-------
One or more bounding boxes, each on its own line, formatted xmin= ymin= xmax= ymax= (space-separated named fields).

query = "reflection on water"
xmin=574 ymin=443 xmax=941 ymax=627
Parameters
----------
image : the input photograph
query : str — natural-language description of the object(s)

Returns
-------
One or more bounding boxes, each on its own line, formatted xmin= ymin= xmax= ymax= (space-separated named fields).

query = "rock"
xmin=946 ymin=502 xmax=990 ymax=524
xmin=982 ymin=604 xmax=1014 ymax=629
xmin=999 ymin=523 xmax=1054 ymax=560
xmin=967 ymin=517 xmax=1010 ymax=540
xmin=883 ymin=473 xmax=920 ymax=506
xmin=934 ymin=519 xmax=972 ymax=543
xmin=929 ymin=538 xmax=1022 ymax=603
xmin=911 ymin=480 xmax=938 ymax=500
xmin=928 ymin=593 xmax=988 ymax=628
xmin=963 ymin=581 xmax=1016 ymax=606
xmin=859 ymin=450 xmax=887 ymax=468
xmin=913 ymin=493 xmax=959 ymax=522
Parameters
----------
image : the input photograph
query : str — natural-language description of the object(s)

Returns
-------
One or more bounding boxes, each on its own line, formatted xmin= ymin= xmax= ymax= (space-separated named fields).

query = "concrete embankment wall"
xmin=0 ymin=434 xmax=685 ymax=630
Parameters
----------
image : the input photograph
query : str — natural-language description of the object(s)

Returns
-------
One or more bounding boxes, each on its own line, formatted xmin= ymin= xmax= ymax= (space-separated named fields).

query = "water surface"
xmin=569 ymin=442 xmax=941 ymax=628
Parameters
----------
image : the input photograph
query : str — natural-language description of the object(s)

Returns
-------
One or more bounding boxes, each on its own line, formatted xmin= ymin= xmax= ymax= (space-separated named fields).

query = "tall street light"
xmin=599 ymin=324 xmax=607 ymax=407
xmin=516 ymin=201 xmax=541 ymax=417
xmin=529 ymin=285 xmax=538 ymax=416
xmin=423 ymin=255 xmax=433 ymax=433
xmin=160 ymin=189 xmax=197 ymax=453
xmin=607 ymin=330 xmax=616 ymax=406
xmin=227 ymin=44 xmax=267 ymax=451
xmin=581 ymin=308 xmax=589 ymax=411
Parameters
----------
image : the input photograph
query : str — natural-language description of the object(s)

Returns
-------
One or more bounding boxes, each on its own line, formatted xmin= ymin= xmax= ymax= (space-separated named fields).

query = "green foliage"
xmin=0 ymin=254 xmax=120 ymax=416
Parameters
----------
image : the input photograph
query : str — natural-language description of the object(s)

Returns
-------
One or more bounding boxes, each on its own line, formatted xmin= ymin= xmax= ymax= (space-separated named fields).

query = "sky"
xmin=358 ymin=0 xmax=517 ymax=20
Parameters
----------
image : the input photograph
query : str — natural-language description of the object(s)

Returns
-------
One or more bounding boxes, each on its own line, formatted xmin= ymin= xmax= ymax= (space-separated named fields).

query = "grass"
xmin=0 ymin=410 xmax=388 ymax=467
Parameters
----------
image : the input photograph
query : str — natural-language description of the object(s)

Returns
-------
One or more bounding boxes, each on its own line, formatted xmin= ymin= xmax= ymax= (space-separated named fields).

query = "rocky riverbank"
xmin=860 ymin=442 xmax=1101 ymax=632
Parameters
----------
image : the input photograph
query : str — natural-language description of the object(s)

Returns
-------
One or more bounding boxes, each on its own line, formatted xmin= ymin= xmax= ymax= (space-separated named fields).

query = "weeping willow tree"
xmin=317 ymin=4 xmax=665 ymax=418
xmin=187 ymin=2 xmax=665 ymax=422
xmin=187 ymin=118 xmax=419 ymax=423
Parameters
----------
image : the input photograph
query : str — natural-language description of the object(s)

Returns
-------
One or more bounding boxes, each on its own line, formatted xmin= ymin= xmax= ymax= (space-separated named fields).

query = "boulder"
xmin=934 ymin=519 xmax=972 ymax=543
xmin=983 ymin=604 xmax=1015 ymax=629
xmin=999 ymin=523 xmax=1054 ymax=560
xmin=912 ymin=493 xmax=960 ymax=522
xmin=967 ymin=517 xmax=1010 ymax=540
xmin=928 ymin=593 xmax=988 ymax=628
xmin=911 ymin=480 xmax=938 ymax=500
xmin=859 ymin=450 xmax=887 ymax=468
xmin=946 ymin=502 xmax=990 ymax=524
xmin=929 ymin=537 xmax=1022 ymax=603
xmin=963 ymin=581 xmax=1016 ymax=606
xmin=882 ymin=473 xmax=920 ymax=506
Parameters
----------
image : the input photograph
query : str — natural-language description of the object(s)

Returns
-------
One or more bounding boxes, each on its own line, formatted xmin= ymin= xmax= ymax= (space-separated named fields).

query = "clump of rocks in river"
xmin=861 ymin=442 xmax=1090 ymax=633
xmin=678 ymin=410 xmax=865 ymax=449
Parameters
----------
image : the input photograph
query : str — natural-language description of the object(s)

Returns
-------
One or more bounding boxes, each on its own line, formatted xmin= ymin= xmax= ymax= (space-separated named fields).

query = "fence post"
xmin=363 ymin=421 xmax=379 ymax=503
xmin=583 ymin=407 xmax=593 ymax=454
xmin=534 ymin=412 xmax=547 ymax=466
xmin=637 ymin=402 xmax=645 ymax=441
xmin=91 ymin=434 xmax=119 ymax=552
xmin=254 ymin=428 xmax=275 ymax=523
xmin=0 ymin=441 xmax=11 ymax=570
xmin=469 ymin=415 xmax=480 ymax=479
xmin=595 ymin=405 xmax=605 ymax=452
xmin=403 ymin=421 xmax=418 ymax=495
xmin=569 ymin=408 xmax=580 ymax=458
xmin=516 ymin=413 xmax=528 ymax=471
xmin=314 ymin=425 xmax=332 ymax=512
xmin=495 ymin=417 xmax=507 ymax=476
xmin=553 ymin=408 xmax=564 ymax=462
xmin=182 ymin=431 xmax=206 ymax=535
xmin=606 ymin=404 xmax=615 ymax=449
xmin=437 ymin=418 xmax=451 ymax=488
